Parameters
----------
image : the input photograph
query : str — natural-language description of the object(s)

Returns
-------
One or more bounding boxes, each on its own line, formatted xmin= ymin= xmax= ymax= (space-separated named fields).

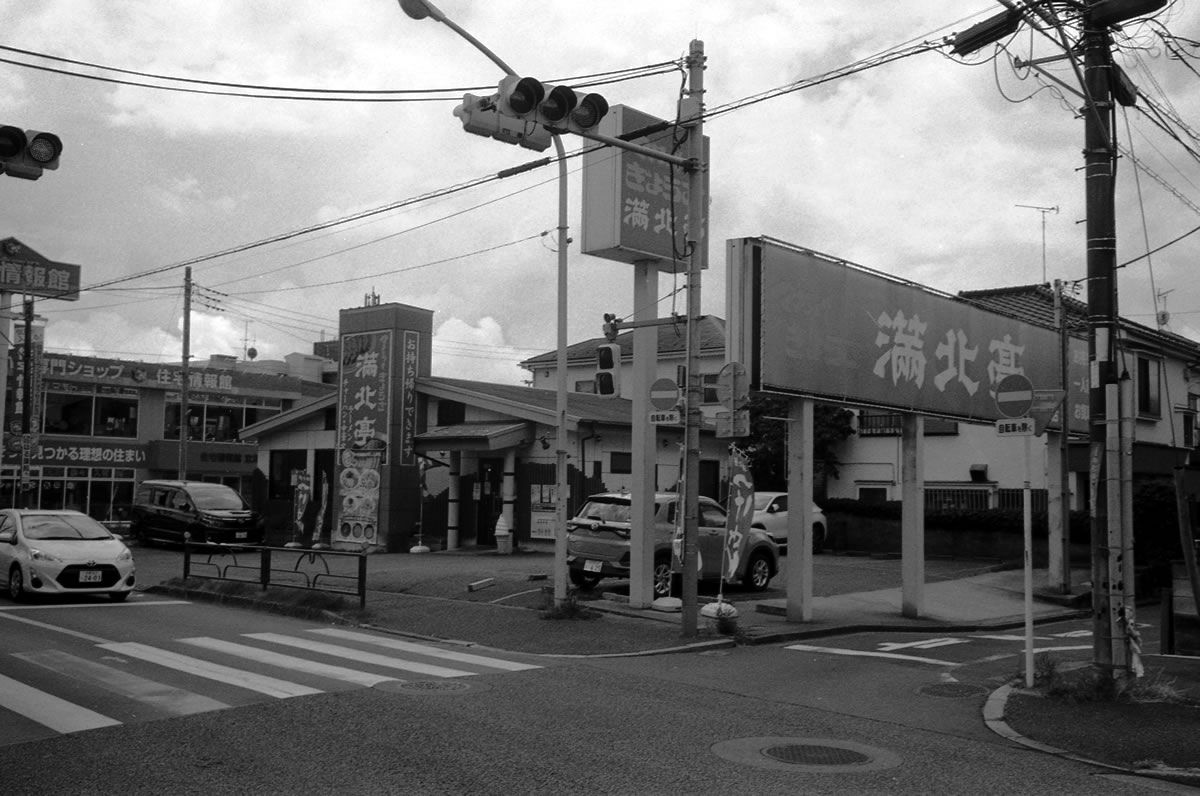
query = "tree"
xmin=741 ymin=395 xmax=856 ymax=493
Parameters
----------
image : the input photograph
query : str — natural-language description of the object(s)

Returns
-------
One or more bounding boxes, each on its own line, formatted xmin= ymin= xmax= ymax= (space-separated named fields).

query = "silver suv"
xmin=566 ymin=492 xmax=780 ymax=599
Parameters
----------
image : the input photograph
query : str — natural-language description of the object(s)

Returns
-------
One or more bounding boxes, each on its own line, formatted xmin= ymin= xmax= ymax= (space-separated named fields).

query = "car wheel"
xmin=569 ymin=569 xmax=602 ymax=591
xmin=813 ymin=523 xmax=826 ymax=554
xmin=8 ymin=565 xmax=25 ymax=602
xmin=109 ymin=591 xmax=130 ymax=603
xmin=744 ymin=551 xmax=774 ymax=591
xmin=652 ymin=556 xmax=677 ymax=599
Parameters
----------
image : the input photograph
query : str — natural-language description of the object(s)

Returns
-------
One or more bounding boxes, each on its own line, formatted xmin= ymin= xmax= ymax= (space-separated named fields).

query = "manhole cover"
xmin=919 ymin=682 xmax=988 ymax=699
xmin=373 ymin=679 xmax=477 ymax=695
xmin=711 ymin=737 xmax=901 ymax=773
xmin=763 ymin=744 xmax=871 ymax=766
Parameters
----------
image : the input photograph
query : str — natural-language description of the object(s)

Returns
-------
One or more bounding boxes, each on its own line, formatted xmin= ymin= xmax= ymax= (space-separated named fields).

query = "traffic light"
xmin=453 ymin=93 xmax=551 ymax=151
xmin=496 ymin=76 xmax=609 ymax=135
xmin=595 ymin=343 xmax=621 ymax=398
xmin=0 ymin=126 xmax=63 ymax=181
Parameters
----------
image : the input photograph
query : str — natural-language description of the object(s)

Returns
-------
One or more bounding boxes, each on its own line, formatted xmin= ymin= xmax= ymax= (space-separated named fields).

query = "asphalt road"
xmin=0 ymin=602 xmax=1167 ymax=795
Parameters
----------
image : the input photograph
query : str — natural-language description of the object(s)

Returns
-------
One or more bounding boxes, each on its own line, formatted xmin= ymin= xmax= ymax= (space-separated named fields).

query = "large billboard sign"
xmin=0 ymin=238 xmax=81 ymax=301
xmin=581 ymin=105 xmax=709 ymax=274
xmin=727 ymin=237 xmax=1089 ymax=432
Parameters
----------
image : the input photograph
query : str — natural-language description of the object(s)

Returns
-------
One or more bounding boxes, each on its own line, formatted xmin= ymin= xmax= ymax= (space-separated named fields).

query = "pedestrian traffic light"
xmin=595 ymin=343 xmax=621 ymax=398
xmin=0 ymin=126 xmax=63 ymax=180
xmin=453 ymin=92 xmax=551 ymax=152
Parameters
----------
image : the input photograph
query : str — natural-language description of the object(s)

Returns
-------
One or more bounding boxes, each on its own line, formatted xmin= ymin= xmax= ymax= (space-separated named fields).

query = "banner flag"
xmin=723 ymin=447 xmax=756 ymax=582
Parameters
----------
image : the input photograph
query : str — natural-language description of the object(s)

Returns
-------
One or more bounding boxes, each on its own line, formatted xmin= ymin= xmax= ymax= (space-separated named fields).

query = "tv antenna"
xmin=1016 ymin=204 xmax=1058 ymax=283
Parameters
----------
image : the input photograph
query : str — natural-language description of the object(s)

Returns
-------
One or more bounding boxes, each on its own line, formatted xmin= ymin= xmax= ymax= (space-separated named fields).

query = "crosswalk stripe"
xmin=308 ymin=628 xmax=542 ymax=672
xmin=244 ymin=633 xmax=478 ymax=678
xmin=0 ymin=672 xmax=121 ymax=734
xmin=179 ymin=637 xmax=401 ymax=687
xmin=100 ymin=642 xmax=323 ymax=698
xmin=15 ymin=650 xmax=228 ymax=716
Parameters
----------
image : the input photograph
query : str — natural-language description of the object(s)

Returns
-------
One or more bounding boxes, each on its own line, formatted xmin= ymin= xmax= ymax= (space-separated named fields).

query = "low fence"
xmin=182 ymin=543 xmax=369 ymax=609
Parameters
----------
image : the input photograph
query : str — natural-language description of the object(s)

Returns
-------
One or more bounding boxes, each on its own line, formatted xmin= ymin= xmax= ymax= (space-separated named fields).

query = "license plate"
xmin=236 ymin=532 xmax=247 ymax=540
xmin=79 ymin=570 xmax=102 ymax=583
xmin=583 ymin=559 xmax=603 ymax=573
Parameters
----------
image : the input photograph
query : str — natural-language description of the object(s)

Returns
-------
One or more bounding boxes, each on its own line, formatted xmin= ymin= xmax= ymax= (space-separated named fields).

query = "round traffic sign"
xmin=995 ymin=374 xmax=1034 ymax=418
xmin=650 ymin=378 xmax=680 ymax=410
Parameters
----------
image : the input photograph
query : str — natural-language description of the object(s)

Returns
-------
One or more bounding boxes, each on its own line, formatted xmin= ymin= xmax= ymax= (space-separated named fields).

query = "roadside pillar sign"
xmin=1030 ymin=389 xmax=1067 ymax=436
xmin=995 ymin=373 xmax=1034 ymax=418
xmin=715 ymin=362 xmax=748 ymax=410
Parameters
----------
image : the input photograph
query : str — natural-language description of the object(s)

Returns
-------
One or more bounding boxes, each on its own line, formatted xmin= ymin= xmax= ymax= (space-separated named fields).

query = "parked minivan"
xmin=131 ymin=480 xmax=263 ymax=546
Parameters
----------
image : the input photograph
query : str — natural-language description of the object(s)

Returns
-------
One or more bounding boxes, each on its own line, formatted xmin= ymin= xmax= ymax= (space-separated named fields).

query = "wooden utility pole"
xmin=178 ymin=267 xmax=192 ymax=480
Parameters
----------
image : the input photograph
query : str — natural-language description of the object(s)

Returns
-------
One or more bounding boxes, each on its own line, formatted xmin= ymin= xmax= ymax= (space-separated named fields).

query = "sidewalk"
xmin=144 ymin=542 xmax=1200 ymax=784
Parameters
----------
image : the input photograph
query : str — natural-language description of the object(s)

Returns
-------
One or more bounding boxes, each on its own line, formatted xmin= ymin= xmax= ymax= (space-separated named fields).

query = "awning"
xmin=414 ymin=422 xmax=531 ymax=452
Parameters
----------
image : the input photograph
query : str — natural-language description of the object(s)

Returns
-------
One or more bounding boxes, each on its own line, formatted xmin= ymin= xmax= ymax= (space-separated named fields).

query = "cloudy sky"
xmin=2 ymin=1 xmax=1198 ymax=385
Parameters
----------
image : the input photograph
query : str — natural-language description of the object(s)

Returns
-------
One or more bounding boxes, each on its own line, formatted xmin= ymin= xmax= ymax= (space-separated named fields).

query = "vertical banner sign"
xmin=336 ymin=331 xmax=392 ymax=546
xmin=399 ymin=330 xmax=419 ymax=466
xmin=722 ymin=448 xmax=755 ymax=583
xmin=12 ymin=323 xmax=44 ymax=489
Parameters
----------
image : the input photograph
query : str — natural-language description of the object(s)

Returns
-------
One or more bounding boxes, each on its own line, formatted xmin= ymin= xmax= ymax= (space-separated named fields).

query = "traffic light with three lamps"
xmin=595 ymin=343 xmax=621 ymax=398
xmin=0 ymin=126 xmax=63 ymax=180
xmin=452 ymin=76 xmax=609 ymax=152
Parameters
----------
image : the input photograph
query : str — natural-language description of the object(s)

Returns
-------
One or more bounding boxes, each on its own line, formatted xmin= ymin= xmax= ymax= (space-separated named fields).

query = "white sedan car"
xmin=750 ymin=492 xmax=827 ymax=554
xmin=0 ymin=509 xmax=136 ymax=602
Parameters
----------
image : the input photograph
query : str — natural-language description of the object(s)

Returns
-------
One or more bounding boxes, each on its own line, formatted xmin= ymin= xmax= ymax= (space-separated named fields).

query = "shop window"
xmin=269 ymin=450 xmax=308 ymax=500
xmin=43 ymin=392 xmax=94 ymax=435
xmin=94 ymin=395 xmax=138 ymax=438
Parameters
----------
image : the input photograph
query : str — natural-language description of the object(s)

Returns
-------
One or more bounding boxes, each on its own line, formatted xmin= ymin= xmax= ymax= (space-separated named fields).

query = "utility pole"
xmin=1082 ymin=3 xmax=1121 ymax=675
xmin=178 ymin=267 xmax=192 ymax=480
xmin=680 ymin=40 xmax=706 ymax=637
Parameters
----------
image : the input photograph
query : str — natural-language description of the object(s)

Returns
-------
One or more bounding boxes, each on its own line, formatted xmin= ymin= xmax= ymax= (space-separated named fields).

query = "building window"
xmin=701 ymin=373 xmax=719 ymax=404
xmin=575 ymin=380 xmax=596 ymax=394
xmin=1136 ymin=355 xmax=1161 ymax=418
xmin=610 ymin=451 xmax=632 ymax=474
xmin=43 ymin=390 xmax=139 ymax=438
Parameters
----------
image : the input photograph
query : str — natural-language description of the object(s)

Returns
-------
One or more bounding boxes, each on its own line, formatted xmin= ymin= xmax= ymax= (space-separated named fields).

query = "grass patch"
xmin=1024 ymin=652 xmax=1187 ymax=704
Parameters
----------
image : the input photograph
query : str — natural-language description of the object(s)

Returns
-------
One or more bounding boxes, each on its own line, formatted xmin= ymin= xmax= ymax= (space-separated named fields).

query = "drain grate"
xmin=763 ymin=744 xmax=871 ymax=766
xmin=919 ymin=682 xmax=988 ymax=699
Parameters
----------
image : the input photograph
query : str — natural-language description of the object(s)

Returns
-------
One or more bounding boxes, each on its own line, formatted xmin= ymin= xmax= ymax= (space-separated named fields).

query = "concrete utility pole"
xmin=1082 ymin=2 xmax=1123 ymax=675
xmin=679 ymin=40 xmax=706 ymax=637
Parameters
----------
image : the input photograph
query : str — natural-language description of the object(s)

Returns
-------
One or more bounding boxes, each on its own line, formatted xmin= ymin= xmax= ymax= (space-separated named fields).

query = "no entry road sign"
xmin=995 ymin=374 xmax=1034 ymax=418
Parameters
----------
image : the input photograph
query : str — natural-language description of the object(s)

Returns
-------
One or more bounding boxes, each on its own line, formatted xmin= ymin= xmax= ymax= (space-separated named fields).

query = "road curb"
xmin=984 ymin=683 xmax=1200 ymax=788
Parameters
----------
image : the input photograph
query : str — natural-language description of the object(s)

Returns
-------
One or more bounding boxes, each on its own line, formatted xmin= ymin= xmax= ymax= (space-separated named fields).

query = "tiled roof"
xmin=519 ymin=315 xmax=726 ymax=369
xmin=419 ymin=377 xmax=634 ymax=425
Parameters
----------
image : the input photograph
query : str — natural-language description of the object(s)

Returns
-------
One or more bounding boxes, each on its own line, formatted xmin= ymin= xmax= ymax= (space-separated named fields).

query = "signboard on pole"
xmin=0 ymin=238 xmax=81 ymax=301
xmin=650 ymin=378 xmax=680 ymax=411
xmin=581 ymin=106 xmax=710 ymax=274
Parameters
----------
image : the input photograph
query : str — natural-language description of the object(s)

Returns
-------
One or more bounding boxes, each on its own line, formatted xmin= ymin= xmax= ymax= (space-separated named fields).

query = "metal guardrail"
xmin=182 ymin=543 xmax=368 ymax=609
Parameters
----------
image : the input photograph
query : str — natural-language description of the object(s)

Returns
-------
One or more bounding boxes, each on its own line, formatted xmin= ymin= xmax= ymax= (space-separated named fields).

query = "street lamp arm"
xmin=398 ymin=0 xmax=519 ymax=76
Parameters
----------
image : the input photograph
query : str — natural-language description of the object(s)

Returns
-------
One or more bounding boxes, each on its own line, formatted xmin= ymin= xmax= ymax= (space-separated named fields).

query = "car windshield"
xmin=22 ymin=514 xmax=113 ymax=541
xmin=753 ymin=494 xmax=779 ymax=511
xmin=188 ymin=484 xmax=247 ymax=510
xmin=575 ymin=498 xmax=633 ymax=524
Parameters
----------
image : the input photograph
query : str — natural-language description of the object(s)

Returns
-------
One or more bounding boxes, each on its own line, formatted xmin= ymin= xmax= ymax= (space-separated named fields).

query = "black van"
xmin=131 ymin=480 xmax=263 ymax=545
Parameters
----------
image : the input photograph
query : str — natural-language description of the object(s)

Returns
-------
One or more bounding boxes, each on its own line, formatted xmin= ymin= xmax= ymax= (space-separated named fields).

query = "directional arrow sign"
xmin=995 ymin=373 xmax=1034 ymax=418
